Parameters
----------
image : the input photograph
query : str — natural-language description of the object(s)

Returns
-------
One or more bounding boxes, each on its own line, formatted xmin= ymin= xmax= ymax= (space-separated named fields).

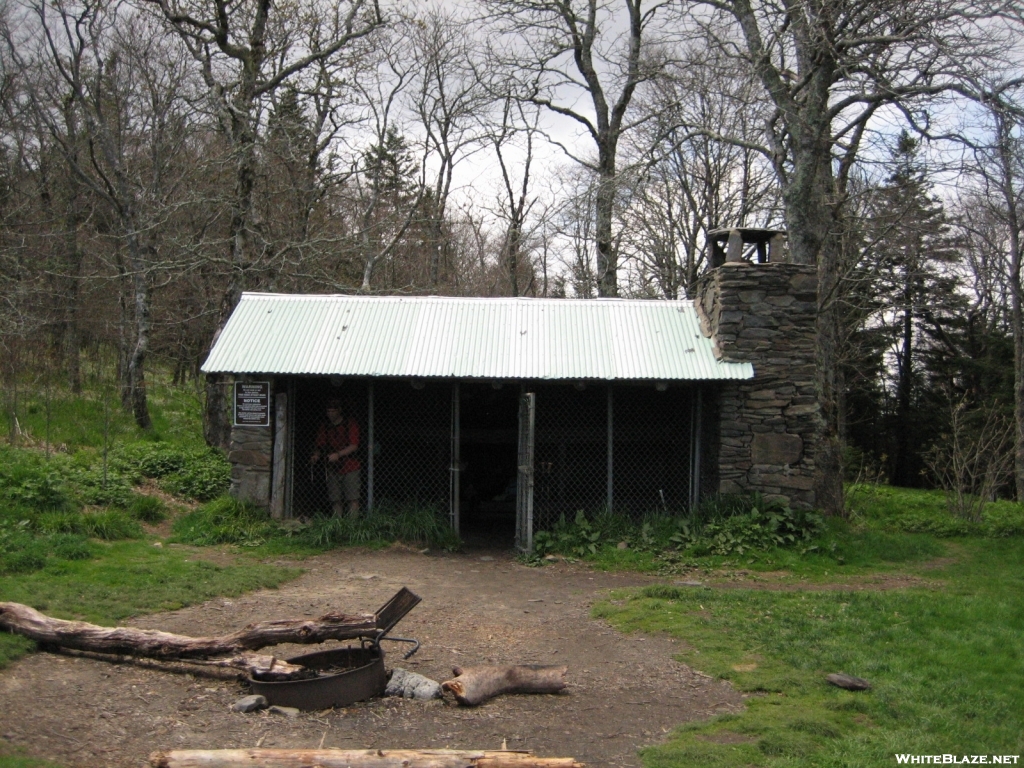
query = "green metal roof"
xmin=202 ymin=293 xmax=753 ymax=381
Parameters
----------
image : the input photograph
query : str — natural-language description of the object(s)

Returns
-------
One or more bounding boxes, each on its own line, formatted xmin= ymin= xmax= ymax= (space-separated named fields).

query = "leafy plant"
xmin=172 ymin=496 xmax=275 ymax=547
xmin=127 ymin=494 xmax=168 ymax=523
xmin=533 ymin=510 xmax=605 ymax=558
xmin=0 ymin=449 xmax=74 ymax=512
xmin=669 ymin=497 xmax=824 ymax=557
xmin=81 ymin=510 xmax=142 ymax=540
xmin=112 ymin=444 xmax=230 ymax=501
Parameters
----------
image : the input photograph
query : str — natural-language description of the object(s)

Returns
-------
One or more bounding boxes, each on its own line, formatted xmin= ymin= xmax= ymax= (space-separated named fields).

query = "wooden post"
xmin=270 ymin=390 xmax=288 ymax=519
xmin=689 ymin=386 xmax=703 ymax=510
xmin=367 ymin=381 xmax=375 ymax=513
xmin=606 ymin=385 xmax=613 ymax=514
xmin=451 ymin=382 xmax=460 ymax=535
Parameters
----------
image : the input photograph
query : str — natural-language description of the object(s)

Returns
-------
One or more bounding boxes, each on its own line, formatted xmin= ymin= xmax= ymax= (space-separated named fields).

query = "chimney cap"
xmin=707 ymin=227 xmax=786 ymax=245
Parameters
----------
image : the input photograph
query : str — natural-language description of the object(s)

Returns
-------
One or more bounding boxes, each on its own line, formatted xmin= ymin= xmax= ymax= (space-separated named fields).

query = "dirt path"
xmin=0 ymin=548 xmax=743 ymax=768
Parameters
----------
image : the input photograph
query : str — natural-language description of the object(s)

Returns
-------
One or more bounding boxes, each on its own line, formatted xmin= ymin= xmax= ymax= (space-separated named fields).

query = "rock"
xmin=231 ymin=695 xmax=268 ymax=713
xmin=386 ymin=668 xmax=442 ymax=700
xmin=751 ymin=432 xmax=803 ymax=465
xmin=268 ymin=705 xmax=301 ymax=717
xmin=826 ymin=673 xmax=871 ymax=691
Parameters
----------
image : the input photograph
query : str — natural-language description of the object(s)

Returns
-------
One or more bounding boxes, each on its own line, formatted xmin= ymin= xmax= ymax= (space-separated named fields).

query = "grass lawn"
xmin=593 ymin=489 xmax=1024 ymax=766
xmin=0 ymin=541 xmax=301 ymax=665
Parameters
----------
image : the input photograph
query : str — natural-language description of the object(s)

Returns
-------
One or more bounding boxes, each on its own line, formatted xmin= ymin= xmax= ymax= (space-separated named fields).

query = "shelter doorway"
xmin=458 ymin=383 xmax=520 ymax=545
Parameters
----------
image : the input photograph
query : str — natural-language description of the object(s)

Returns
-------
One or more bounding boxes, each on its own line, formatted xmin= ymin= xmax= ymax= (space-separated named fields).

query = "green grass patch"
xmin=594 ymin=537 xmax=1024 ymax=766
xmin=0 ymin=744 xmax=63 ymax=768
xmin=172 ymin=496 xmax=463 ymax=553
xmin=9 ymin=372 xmax=205 ymax=451
xmin=0 ymin=539 xmax=300 ymax=668
xmin=848 ymin=484 xmax=1024 ymax=537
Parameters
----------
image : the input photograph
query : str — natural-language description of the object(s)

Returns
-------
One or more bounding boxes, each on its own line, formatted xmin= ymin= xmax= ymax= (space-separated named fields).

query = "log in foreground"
xmin=150 ymin=749 xmax=583 ymax=768
xmin=0 ymin=601 xmax=378 ymax=659
xmin=441 ymin=665 xmax=568 ymax=706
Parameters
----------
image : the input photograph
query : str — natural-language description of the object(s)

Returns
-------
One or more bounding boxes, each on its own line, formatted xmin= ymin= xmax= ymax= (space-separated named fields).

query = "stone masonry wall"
xmin=696 ymin=262 xmax=819 ymax=509
xmin=228 ymin=377 xmax=274 ymax=508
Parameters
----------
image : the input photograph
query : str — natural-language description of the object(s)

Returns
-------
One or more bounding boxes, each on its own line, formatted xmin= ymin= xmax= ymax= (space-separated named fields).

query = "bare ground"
xmin=0 ymin=547 xmax=747 ymax=768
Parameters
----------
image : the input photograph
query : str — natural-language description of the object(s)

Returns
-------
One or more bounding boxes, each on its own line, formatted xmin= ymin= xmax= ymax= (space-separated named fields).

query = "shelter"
xmin=203 ymin=249 xmax=819 ymax=549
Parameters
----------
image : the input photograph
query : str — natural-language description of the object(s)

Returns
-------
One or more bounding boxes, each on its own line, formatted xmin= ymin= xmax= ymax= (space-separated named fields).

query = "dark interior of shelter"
xmin=287 ymin=377 xmax=711 ymax=548
xmin=458 ymin=384 xmax=519 ymax=545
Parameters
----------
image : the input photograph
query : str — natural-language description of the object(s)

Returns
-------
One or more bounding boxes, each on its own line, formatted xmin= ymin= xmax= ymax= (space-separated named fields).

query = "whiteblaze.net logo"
xmin=896 ymin=757 xmax=1020 ymax=765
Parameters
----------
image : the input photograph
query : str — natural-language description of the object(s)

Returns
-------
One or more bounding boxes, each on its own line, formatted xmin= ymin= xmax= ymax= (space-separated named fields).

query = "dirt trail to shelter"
xmin=0 ymin=547 xmax=744 ymax=768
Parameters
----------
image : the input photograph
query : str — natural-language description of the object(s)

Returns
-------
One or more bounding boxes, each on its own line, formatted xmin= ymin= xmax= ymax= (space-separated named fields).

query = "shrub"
xmin=111 ymin=444 xmax=230 ymax=501
xmin=127 ymin=494 xmax=168 ymax=523
xmin=0 ymin=448 xmax=75 ymax=512
xmin=160 ymin=451 xmax=230 ymax=501
xmin=669 ymin=496 xmax=825 ymax=557
xmin=172 ymin=496 xmax=276 ymax=547
xmin=81 ymin=510 xmax=142 ymax=540
xmin=48 ymin=533 xmax=94 ymax=560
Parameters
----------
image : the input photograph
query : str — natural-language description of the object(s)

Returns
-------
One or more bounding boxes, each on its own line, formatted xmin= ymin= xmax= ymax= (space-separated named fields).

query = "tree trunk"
xmin=595 ymin=166 xmax=617 ymax=298
xmin=150 ymin=749 xmax=584 ymax=768
xmin=126 ymin=232 xmax=153 ymax=430
xmin=441 ymin=665 xmax=567 ymax=706
xmin=0 ymin=601 xmax=378 ymax=659
xmin=783 ymin=142 xmax=847 ymax=516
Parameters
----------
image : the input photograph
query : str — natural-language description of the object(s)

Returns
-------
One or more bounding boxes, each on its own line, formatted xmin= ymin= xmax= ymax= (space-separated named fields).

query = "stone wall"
xmin=228 ymin=377 xmax=274 ymax=508
xmin=695 ymin=262 xmax=819 ymax=509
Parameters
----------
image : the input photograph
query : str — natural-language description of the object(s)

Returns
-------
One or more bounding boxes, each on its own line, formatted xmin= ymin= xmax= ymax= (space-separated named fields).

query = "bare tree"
xmin=27 ymin=0 xmax=195 ymax=428
xmin=487 ymin=96 xmax=541 ymax=296
xmin=481 ymin=0 xmax=675 ymax=297
xmin=681 ymin=0 xmax=1023 ymax=514
xmin=957 ymin=95 xmax=1024 ymax=499
xmin=618 ymin=41 xmax=781 ymax=298
xmin=142 ymin=0 xmax=383 ymax=446
xmin=409 ymin=7 xmax=490 ymax=289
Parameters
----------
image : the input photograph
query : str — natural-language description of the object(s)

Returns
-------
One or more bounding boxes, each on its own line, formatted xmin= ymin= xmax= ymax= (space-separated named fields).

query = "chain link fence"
xmin=612 ymin=384 xmax=696 ymax=521
xmin=286 ymin=377 xmax=713 ymax=535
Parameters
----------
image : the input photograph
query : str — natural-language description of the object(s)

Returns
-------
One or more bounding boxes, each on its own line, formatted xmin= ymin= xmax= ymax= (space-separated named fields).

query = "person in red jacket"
xmin=310 ymin=398 xmax=361 ymax=517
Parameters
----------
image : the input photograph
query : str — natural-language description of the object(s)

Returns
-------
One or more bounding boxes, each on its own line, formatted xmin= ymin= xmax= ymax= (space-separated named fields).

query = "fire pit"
xmin=247 ymin=587 xmax=421 ymax=711
xmin=248 ymin=644 xmax=386 ymax=710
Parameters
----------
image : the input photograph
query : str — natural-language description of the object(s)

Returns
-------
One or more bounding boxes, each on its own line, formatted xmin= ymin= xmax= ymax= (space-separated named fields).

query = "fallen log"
xmin=0 ymin=601 xmax=378 ymax=659
xmin=149 ymin=748 xmax=584 ymax=768
xmin=48 ymin=646 xmax=310 ymax=681
xmin=441 ymin=665 xmax=567 ymax=706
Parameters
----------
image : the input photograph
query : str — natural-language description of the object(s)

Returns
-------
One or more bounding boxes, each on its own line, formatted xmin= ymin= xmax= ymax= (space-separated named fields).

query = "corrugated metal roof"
xmin=202 ymin=293 xmax=754 ymax=381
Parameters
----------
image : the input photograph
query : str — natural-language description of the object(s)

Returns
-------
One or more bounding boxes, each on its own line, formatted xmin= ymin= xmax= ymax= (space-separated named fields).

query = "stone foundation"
xmin=696 ymin=262 xmax=819 ymax=509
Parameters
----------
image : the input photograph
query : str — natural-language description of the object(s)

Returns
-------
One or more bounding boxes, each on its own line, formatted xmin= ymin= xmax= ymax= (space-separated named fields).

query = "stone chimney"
xmin=696 ymin=228 xmax=819 ymax=509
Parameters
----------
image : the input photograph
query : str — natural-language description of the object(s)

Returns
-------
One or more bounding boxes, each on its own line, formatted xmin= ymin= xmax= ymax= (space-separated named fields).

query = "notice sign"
xmin=234 ymin=381 xmax=270 ymax=427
